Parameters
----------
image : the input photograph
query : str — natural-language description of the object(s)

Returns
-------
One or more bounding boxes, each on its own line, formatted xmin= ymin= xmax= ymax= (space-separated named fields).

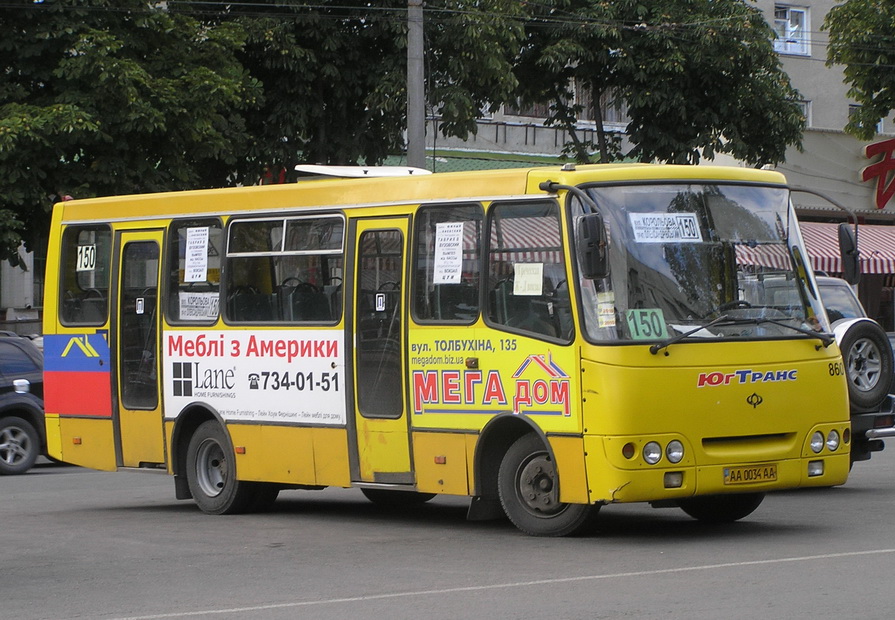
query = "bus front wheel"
xmin=497 ymin=434 xmax=596 ymax=537
xmin=678 ymin=493 xmax=764 ymax=523
xmin=186 ymin=420 xmax=257 ymax=515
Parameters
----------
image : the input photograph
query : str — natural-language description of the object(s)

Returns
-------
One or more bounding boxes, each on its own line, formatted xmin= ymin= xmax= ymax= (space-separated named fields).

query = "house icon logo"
xmin=511 ymin=353 xmax=571 ymax=416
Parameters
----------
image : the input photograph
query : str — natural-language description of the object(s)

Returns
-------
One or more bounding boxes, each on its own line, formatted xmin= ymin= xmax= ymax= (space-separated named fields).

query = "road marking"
xmin=111 ymin=548 xmax=895 ymax=619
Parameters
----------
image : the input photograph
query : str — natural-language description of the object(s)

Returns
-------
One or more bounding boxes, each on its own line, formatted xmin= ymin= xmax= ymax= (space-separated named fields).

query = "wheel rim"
xmin=847 ymin=337 xmax=883 ymax=391
xmin=194 ymin=438 xmax=227 ymax=498
xmin=0 ymin=426 xmax=31 ymax=466
xmin=514 ymin=451 xmax=566 ymax=518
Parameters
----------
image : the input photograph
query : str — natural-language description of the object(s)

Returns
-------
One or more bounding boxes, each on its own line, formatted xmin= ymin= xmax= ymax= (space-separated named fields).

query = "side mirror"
xmin=576 ymin=213 xmax=609 ymax=279
xmin=837 ymin=222 xmax=860 ymax=285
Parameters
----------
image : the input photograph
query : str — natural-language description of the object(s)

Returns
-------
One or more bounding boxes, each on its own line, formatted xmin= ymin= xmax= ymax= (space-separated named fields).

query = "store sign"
xmin=862 ymin=137 xmax=895 ymax=210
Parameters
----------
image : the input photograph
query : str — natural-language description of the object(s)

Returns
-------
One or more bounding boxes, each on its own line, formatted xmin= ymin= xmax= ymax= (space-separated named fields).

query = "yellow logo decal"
xmin=61 ymin=335 xmax=100 ymax=358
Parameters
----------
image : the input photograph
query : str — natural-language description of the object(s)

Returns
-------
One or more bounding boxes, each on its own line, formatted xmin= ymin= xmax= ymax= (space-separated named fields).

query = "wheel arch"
xmin=472 ymin=413 xmax=554 ymax=502
xmin=170 ymin=404 xmax=225 ymax=499
xmin=0 ymin=395 xmax=46 ymax=451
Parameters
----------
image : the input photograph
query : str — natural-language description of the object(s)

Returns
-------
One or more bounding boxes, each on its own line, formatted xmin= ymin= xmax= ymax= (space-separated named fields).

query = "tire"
xmin=0 ymin=416 xmax=40 ymax=475
xmin=185 ymin=420 xmax=257 ymax=515
xmin=839 ymin=321 xmax=893 ymax=411
xmin=248 ymin=483 xmax=281 ymax=512
xmin=497 ymin=434 xmax=597 ymax=537
xmin=361 ymin=488 xmax=436 ymax=506
xmin=678 ymin=493 xmax=764 ymax=523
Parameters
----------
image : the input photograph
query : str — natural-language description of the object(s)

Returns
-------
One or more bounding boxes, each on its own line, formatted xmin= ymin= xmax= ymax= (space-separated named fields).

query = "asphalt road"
xmin=5 ymin=449 xmax=895 ymax=620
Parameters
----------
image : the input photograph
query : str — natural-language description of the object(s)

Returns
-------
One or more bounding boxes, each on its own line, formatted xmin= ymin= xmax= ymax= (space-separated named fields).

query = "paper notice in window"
xmin=185 ymin=227 xmax=209 ymax=282
xmin=629 ymin=213 xmax=702 ymax=243
xmin=179 ymin=292 xmax=220 ymax=321
xmin=434 ymin=222 xmax=463 ymax=284
xmin=513 ymin=263 xmax=544 ymax=296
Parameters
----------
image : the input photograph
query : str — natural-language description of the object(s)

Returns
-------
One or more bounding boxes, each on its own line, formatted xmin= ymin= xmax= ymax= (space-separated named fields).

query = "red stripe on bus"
xmin=44 ymin=371 xmax=113 ymax=417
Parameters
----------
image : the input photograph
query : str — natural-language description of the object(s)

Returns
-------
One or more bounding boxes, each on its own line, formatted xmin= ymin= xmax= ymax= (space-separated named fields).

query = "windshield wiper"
xmin=721 ymin=317 xmax=835 ymax=348
xmin=649 ymin=314 xmax=729 ymax=355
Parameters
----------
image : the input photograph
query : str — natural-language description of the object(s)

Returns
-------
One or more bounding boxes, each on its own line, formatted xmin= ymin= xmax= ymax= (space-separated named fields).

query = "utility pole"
xmin=407 ymin=0 xmax=426 ymax=169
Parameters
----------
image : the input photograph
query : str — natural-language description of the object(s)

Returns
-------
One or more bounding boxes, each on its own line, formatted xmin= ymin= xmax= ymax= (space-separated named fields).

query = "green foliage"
xmin=0 ymin=0 xmax=523 ymax=261
xmin=825 ymin=0 xmax=895 ymax=140
xmin=0 ymin=0 xmax=257 ymax=260
xmin=1 ymin=0 xmax=809 ymax=268
xmin=514 ymin=0 xmax=804 ymax=165
xmin=226 ymin=0 xmax=522 ymax=176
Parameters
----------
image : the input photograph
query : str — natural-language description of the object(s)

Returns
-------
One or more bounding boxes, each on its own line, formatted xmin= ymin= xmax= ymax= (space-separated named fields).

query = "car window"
xmin=818 ymin=283 xmax=865 ymax=322
xmin=0 ymin=341 xmax=39 ymax=375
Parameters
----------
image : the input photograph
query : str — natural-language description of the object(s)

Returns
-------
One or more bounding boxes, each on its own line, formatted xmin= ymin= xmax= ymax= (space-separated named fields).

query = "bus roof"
xmin=53 ymin=164 xmax=789 ymax=223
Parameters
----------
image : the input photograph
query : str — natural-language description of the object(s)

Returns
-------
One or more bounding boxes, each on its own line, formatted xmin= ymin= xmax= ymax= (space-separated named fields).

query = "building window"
xmin=773 ymin=6 xmax=809 ymax=56
xmin=504 ymin=100 xmax=551 ymax=120
xmin=797 ymin=100 xmax=811 ymax=127
xmin=849 ymin=104 xmax=884 ymax=135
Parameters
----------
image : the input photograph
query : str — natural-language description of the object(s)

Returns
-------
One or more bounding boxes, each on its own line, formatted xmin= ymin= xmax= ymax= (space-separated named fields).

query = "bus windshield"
xmin=576 ymin=183 xmax=819 ymax=343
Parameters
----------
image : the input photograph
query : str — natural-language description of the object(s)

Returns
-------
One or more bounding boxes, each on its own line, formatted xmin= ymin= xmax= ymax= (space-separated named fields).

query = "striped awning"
xmin=801 ymin=222 xmax=895 ymax=275
xmin=736 ymin=222 xmax=895 ymax=275
xmin=735 ymin=244 xmax=791 ymax=271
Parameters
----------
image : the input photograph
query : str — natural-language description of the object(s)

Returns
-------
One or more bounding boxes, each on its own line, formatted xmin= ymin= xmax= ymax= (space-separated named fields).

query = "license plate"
xmin=723 ymin=464 xmax=778 ymax=485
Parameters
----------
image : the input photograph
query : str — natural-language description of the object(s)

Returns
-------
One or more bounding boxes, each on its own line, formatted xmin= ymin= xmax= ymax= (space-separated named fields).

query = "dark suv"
xmin=0 ymin=336 xmax=45 ymax=475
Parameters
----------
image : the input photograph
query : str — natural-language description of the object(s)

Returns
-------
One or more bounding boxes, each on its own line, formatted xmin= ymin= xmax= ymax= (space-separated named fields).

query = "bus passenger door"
xmin=113 ymin=230 xmax=165 ymax=467
xmin=349 ymin=218 xmax=412 ymax=483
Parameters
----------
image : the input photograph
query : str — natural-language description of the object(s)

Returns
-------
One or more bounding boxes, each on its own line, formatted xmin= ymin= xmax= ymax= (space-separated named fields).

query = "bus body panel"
xmin=581 ymin=342 xmax=849 ymax=445
xmin=546 ymin=435 xmax=589 ymax=504
xmin=412 ymin=431 xmax=470 ymax=495
xmin=56 ymin=417 xmax=118 ymax=471
xmin=407 ymin=326 xmax=581 ymax=434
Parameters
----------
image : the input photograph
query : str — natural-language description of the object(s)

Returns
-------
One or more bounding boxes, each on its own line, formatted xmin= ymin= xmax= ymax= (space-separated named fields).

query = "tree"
xmin=0 ymin=1 xmax=524 ymax=261
xmin=222 ymin=0 xmax=523 ymax=178
xmin=0 ymin=0 xmax=258 ymax=261
xmin=514 ymin=0 xmax=805 ymax=166
xmin=825 ymin=0 xmax=895 ymax=140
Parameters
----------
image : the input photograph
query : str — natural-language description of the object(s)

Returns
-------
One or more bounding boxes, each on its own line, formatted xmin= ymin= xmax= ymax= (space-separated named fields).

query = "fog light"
xmin=666 ymin=440 xmax=684 ymax=464
xmin=810 ymin=431 xmax=825 ymax=454
xmin=826 ymin=430 xmax=840 ymax=452
xmin=807 ymin=460 xmax=824 ymax=477
xmin=664 ymin=471 xmax=684 ymax=488
xmin=643 ymin=442 xmax=662 ymax=464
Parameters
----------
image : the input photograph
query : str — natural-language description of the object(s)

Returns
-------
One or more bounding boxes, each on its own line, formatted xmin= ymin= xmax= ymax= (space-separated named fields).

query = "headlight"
xmin=826 ymin=430 xmax=841 ymax=452
xmin=643 ymin=441 xmax=662 ymax=464
xmin=810 ymin=431 xmax=825 ymax=454
xmin=666 ymin=440 xmax=684 ymax=463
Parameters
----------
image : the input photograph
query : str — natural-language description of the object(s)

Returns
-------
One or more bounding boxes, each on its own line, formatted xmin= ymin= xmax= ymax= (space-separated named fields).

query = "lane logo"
xmin=172 ymin=362 xmax=193 ymax=397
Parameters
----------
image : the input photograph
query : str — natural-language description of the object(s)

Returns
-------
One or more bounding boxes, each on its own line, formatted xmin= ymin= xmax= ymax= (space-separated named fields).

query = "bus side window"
xmin=225 ymin=215 xmax=344 ymax=324
xmin=59 ymin=225 xmax=112 ymax=326
xmin=486 ymin=201 xmax=570 ymax=341
xmin=412 ymin=203 xmax=483 ymax=323
xmin=166 ymin=219 xmax=223 ymax=324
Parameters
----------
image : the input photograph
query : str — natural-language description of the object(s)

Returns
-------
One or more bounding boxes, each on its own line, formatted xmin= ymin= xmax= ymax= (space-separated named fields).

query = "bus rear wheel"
xmin=186 ymin=420 xmax=257 ymax=515
xmin=678 ymin=493 xmax=765 ymax=523
xmin=497 ymin=434 xmax=596 ymax=537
